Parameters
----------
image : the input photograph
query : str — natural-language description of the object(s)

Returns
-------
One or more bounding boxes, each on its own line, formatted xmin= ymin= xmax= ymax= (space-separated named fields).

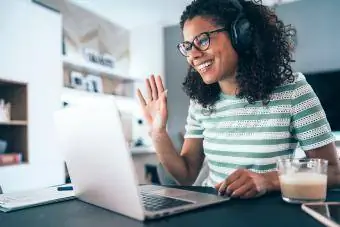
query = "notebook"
xmin=0 ymin=185 xmax=75 ymax=212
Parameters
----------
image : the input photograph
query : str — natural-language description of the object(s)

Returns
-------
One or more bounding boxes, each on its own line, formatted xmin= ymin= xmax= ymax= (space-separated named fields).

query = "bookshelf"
xmin=0 ymin=79 xmax=28 ymax=166
xmin=62 ymin=55 xmax=137 ymax=98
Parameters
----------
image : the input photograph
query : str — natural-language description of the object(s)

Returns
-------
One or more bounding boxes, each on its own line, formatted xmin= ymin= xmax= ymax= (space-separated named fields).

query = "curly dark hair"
xmin=180 ymin=0 xmax=295 ymax=109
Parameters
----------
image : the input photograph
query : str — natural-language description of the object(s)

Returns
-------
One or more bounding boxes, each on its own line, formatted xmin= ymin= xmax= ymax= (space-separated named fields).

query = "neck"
xmin=218 ymin=72 xmax=238 ymax=96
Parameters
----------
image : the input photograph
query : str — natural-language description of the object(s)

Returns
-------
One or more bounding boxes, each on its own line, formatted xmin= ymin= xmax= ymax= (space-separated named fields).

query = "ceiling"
xmin=67 ymin=0 xmax=300 ymax=30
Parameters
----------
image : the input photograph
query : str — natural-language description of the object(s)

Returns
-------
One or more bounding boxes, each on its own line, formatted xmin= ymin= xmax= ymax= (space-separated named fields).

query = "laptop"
xmin=54 ymin=95 xmax=229 ymax=221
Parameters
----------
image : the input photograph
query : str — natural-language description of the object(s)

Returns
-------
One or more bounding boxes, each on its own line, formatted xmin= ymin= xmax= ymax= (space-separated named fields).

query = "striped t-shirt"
xmin=184 ymin=72 xmax=335 ymax=187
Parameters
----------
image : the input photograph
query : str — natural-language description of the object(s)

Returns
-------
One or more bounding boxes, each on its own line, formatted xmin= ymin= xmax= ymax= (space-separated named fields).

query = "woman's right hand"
xmin=137 ymin=75 xmax=168 ymax=134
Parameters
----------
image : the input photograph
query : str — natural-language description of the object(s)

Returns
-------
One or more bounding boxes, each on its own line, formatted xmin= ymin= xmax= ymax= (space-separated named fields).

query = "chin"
xmin=200 ymin=73 xmax=219 ymax=84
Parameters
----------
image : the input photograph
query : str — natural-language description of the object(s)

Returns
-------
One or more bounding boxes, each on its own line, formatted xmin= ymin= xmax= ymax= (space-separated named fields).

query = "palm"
xmin=137 ymin=75 xmax=168 ymax=131
xmin=146 ymin=98 xmax=166 ymax=119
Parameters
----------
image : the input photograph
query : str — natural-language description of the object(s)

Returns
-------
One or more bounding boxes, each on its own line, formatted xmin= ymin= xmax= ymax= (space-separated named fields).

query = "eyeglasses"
xmin=177 ymin=28 xmax=227 ymax=57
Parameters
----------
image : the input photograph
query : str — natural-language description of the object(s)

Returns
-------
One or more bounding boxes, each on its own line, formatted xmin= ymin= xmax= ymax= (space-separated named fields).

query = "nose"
xmin=187 ymin=45 xmax=203 ymax=61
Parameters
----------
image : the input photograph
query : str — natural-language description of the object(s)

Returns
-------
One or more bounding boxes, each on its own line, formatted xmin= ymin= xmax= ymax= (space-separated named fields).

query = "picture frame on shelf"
xmin=85 ymin=75 xmax=103 ymax=93
xmin=70 ymin=71 xmax=86 ymax=90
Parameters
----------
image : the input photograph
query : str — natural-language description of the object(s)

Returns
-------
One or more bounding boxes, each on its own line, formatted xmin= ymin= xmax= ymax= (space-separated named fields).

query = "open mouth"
xmin=196 ymin=60 xmax=213 ymax=73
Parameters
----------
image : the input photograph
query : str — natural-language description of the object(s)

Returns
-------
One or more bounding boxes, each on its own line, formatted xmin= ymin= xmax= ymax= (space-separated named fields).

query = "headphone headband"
xmin=230 ymin=0 xmax=244 ymax=13
xmin=228 ymin=0 xmax=252 ymax=54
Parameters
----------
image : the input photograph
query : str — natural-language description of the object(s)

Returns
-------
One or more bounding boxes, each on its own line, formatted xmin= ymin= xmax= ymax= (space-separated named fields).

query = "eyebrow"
xmin=184 ymin=31 xmax=206 ymax=42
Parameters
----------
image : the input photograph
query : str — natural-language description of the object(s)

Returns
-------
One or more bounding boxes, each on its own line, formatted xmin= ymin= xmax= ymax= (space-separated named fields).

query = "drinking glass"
xmin=277 ymin=158 xmax=328 ymax=204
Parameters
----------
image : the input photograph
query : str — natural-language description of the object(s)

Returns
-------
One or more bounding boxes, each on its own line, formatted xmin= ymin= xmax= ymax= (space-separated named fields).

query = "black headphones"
xmin=228 ymin=0 xmax=253 ymax=54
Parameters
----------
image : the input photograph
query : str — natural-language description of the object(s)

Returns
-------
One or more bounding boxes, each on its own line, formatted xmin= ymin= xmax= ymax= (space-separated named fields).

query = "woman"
xmin=137 ymin=0 xmax=340 ymax=198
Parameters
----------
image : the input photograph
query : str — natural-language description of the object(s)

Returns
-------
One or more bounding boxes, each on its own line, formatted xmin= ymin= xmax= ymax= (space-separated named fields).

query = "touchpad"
xmin=150 ymin=188 xmax=195 ymax=198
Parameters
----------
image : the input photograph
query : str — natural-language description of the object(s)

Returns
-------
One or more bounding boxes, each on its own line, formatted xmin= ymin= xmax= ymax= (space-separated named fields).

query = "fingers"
xmin=155 ymin=75 xmax=165 ymax=93
xmin=216 ymin=169 xmax=263 ymax=198
xmin=214 ymin=182 xmax=222 ymax=190
xmin=216 ymin=181 xmax=228 ymax=196
xmin=146 ymin=78 xmax=152 ymax=101
xmin=137 ymin=89 xmax=147 ymax=106
xmin=227 ymin=174 xmax=248 ymax=195
xmin=225 ymin=169 xmax=243 ymax=186
xmin=216 ymin=169 xmax=243 ymax=194
xmin=240 ymin=189 xmax=258 ymax=199
xmin=215 ymin=170 xmax=239 ymax=195
xmin=146 ymin=75 xmax=166 ymax=102
xmin=137 ymin=89 xmax=152 ymax=124
xmin=160 ymin=90 xmax=168 ymax=113
xmin=230 ymin=181 xmax=254 ymax=198
xmin=150 ymin=75 xmax=158 ymax=100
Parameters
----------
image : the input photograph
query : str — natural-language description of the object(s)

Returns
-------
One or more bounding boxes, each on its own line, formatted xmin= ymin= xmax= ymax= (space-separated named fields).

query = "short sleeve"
xmin=291 ymin=73 xmax=335 ymax=151
xmin=184 ymin=100 xmax=204 ymax=139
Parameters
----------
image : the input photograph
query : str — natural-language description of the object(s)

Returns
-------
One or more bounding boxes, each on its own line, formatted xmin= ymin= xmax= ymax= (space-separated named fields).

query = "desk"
xmin=1 ymin=186 xmax=340 ymax=227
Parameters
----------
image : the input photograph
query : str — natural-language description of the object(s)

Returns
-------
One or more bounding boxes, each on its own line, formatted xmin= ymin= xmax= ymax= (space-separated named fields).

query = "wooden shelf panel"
xmin=0 ymin=121 xmax=27 ymax=126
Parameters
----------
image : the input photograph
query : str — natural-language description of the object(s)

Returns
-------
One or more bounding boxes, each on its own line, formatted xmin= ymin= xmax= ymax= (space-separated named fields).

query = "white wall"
xmin=129 ymin=23 xmax=165 ymax=81
xmin=127 ymin=24 xmax=165 ymax=183
xmin=129 ymin=23 xmax=165 ymax=146
xmin=0 ymin=0 xmax=64 ymax=192
xmin=276 ymin=0 xmax=340 ymax=73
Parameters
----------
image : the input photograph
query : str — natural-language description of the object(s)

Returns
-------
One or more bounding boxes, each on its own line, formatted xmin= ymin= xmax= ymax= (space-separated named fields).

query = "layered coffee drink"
xmin=279 ymin=172 xmax=327 ymax=203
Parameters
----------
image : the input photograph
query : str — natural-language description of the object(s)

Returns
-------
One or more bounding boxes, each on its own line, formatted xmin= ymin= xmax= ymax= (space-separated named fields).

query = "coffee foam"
xmin=279 ymin=172 xmax=327 ymax=185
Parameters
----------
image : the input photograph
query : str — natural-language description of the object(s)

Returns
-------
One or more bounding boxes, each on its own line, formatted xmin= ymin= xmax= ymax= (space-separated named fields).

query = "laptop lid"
xmin=54 ymin=95 xmax=146 ymax=221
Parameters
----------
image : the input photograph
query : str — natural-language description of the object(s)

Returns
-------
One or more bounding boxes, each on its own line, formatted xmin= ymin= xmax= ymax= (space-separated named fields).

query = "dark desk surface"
xmin=1 ymin=186 xmax=340 ymax=227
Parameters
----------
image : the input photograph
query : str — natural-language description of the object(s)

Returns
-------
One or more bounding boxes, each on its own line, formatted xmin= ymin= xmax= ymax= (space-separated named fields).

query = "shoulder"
xmin=188 ymin=99 xmax=203 ymax=114
xmin=270 ymin=72 xmax=314 ymax=102
xmin=189 ymin=99 xmax=202 ymax=109
xmin=281 ymin=72 xmax=307 ymax=86
xmin=274 ymin=72 xmax=311 ymax=93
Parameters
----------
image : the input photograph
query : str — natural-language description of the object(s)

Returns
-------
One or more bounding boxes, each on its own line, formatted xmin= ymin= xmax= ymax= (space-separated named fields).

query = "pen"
xmin=57 ymin=186 xmax=73 ymax=191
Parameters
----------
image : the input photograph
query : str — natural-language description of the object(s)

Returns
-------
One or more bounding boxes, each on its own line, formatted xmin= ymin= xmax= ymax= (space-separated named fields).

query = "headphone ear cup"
xmin=230 ymin=15 xmax=252 ymax=54
xmin=229 ymin=20 xmax=239 ymax=52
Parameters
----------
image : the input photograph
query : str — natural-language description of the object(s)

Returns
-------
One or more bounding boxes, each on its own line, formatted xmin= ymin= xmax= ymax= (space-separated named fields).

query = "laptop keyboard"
xmin=140 ymin=192 xmax=193 ymax=211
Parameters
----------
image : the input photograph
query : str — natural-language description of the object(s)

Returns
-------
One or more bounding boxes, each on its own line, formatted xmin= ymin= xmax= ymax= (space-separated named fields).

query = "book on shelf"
xmin=0 ymin=153 xmax=22 ymax=166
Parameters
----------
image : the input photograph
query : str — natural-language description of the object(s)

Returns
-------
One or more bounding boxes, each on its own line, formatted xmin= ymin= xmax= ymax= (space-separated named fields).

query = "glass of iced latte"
xmin=277 ymin=158 xmax=328 ymax=204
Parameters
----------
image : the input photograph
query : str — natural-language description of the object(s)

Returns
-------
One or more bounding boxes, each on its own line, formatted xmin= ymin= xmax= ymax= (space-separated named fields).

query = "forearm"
xmin=327 ymin=164 xmax=340 ymax=188
xmin=304 ymin=143 xmax=340 ymax=188
xmin=151 ymin=131 xmax=195 ymax=185
xmin=261 ymin=171 xmax=281 ymax=192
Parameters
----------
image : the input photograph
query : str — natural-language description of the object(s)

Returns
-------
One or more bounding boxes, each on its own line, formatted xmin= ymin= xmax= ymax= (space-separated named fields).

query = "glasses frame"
xmin=177 ymin=28 xmax=227 ymax=57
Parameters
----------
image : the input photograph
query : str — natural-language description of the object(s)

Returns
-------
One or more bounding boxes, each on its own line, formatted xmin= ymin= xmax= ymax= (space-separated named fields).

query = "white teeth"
xmin=196 ymin=60 xmax=213 ymax=72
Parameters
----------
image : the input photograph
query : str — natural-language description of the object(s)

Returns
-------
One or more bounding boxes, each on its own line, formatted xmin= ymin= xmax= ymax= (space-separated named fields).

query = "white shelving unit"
xmin=62 ymin=55 xmax=132 ymax=81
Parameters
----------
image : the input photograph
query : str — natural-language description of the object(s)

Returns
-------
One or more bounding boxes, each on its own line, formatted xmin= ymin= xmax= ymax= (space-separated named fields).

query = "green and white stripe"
xmin=184 ymin=72 xmax=335 ymax=187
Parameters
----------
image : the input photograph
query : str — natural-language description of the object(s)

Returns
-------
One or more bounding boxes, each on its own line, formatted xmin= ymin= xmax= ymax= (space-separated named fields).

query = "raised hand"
xmin=137 ymin=75 xmax=168 ymax=134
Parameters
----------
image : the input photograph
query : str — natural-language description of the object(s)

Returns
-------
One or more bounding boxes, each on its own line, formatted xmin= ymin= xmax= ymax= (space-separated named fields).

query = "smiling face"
xmin=182 ymin=16 xmax=239 ymax=84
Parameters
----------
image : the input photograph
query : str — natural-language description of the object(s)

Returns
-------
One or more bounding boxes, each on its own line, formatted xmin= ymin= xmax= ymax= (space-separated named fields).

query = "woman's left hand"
xmin=214 ymin=169 xmax=269 ymax=199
